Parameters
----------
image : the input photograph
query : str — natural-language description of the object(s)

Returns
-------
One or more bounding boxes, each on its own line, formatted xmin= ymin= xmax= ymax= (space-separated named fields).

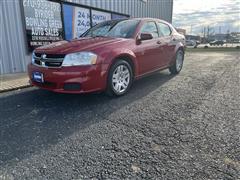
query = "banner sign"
xmin=63 ymin=4 xmax=91 ymax=40
xmin=91 ymin=10 xmax=111 ymax=26
xmin=23 ymin=1 xmax=129 ymax=43
xmin=22 ymin=0 xmax=63 ymax=50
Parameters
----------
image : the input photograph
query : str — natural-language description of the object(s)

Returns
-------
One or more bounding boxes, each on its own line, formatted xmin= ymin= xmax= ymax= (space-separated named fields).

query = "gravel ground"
xmin=0 ymin=51 xmax=239 ymax=179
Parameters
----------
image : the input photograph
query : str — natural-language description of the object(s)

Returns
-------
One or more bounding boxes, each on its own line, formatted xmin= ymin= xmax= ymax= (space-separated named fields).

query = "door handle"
xmin=157 ymin=41 xmax=161 ymax=44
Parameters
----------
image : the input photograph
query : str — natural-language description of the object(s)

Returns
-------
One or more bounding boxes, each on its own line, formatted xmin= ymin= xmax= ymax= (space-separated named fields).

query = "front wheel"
xmin=106 ymin=60 xmax=133 ymax=96
xmin=169 ymin=50 xmax=184 ymax=74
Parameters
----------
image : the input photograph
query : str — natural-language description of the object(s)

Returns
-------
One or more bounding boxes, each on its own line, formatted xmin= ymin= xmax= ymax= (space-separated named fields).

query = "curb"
xmin=0 ymin=85 xmax=32 ymax=93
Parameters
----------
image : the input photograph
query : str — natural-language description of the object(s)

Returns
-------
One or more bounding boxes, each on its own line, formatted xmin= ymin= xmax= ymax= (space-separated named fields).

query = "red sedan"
xmin=28 ymin=18 xmax=185 ymax=96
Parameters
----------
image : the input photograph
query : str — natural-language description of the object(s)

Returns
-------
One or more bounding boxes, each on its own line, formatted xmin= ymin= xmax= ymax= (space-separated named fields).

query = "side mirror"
xmin=137 ymin=33 xmax=153 ymax=42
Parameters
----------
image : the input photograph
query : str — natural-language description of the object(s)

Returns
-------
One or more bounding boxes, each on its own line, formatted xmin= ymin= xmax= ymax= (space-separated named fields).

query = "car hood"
xmin=35 ymin=37 xmax=126 ymax=54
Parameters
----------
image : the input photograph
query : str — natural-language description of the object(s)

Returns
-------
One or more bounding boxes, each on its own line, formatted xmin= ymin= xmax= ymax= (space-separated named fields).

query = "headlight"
xmin=32 ymin=51 xmax=35 ymax=64
xmin=62 ymin=52 xmax=97 ymax=66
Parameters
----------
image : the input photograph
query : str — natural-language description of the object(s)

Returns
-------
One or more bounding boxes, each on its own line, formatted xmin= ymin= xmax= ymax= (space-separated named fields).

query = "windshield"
xmin=82 ymin=19 xmax=140 ymax=38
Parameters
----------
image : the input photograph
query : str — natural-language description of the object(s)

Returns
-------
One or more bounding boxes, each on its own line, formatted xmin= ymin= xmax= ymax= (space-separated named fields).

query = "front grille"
xmin=45 ymin=61 xmax=62 ymax=67
xmin=35 ymin=59 xmax=41 ymax=66
xmin=33 ymin=53 xmax=65 ymax=68
xmin=35 ymin=53 xmax=65 ymax=59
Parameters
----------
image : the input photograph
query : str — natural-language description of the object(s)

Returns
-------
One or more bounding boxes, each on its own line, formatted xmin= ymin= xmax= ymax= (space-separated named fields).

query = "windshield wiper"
xmin=92 ymin=35 xmax=106 ymax=38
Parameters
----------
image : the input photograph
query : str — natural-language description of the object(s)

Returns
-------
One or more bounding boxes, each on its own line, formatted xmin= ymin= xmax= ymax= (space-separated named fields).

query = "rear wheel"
xmin=106 ymin=60 xmax=133 ymax=96
xmin=169 ymin=50 xmax=184 ymax=74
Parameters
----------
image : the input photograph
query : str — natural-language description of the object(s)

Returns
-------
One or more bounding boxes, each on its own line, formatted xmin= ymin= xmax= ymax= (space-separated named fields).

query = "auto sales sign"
xmin=22 ymin=0 xmax=63 ymax=50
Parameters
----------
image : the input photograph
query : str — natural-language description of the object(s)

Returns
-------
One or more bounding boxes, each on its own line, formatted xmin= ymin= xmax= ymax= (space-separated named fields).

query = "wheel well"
xmin=113 ymin=55 xmax=135 ymax=76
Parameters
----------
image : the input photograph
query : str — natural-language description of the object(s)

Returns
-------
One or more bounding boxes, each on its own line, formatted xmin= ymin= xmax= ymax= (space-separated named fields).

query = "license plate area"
xmin=32 ymin=72 xmax=44 ymax=83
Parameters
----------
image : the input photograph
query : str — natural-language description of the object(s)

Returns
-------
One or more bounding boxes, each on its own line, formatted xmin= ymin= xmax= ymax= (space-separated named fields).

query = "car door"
xmin=135 ymin=21 xmax=161 ymax=75
xmin=156 ymin=22 xmax=175 ymax=66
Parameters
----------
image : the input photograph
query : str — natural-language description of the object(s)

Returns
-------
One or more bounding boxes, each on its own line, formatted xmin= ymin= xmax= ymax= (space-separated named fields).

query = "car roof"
xmin=108 ymin=17 xmax=170 ymax=25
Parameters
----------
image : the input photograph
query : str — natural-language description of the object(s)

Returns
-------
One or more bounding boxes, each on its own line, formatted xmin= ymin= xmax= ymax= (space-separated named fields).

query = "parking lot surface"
xmin=0 ymin=51 xmax=239 ymax=179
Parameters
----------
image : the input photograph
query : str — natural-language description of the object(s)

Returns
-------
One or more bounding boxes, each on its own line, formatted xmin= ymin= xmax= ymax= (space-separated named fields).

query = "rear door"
xmin=156 ymin=22 xmax=175 ymax=66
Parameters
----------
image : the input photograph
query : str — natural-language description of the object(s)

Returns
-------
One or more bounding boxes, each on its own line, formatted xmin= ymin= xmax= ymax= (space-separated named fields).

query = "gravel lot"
xmin=0 ymin=51 xmax=239 ymax=179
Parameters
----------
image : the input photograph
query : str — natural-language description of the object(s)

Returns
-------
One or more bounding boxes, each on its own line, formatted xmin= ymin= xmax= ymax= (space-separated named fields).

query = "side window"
xmin=157 ymin=22 xmax=171 ymax=37
xmin=140 ymin=22 xmax=158 ymax=38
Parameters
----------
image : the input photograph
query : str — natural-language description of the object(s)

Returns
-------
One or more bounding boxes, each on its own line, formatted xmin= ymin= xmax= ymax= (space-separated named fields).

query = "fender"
xmin=104 ymin=48 xmax=139 ymax=77
xmin=169 ymin=41 xmax=185 ymax=65
xmin=174 ymin=42 xmax=185 ymax=53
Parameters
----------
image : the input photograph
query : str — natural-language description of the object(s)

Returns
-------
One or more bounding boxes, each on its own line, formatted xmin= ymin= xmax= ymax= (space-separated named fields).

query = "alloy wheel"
xmin=112 ymin=64 xmax=130 ymax=93
xmin=176 ymin=51 xmax=183 ymax=72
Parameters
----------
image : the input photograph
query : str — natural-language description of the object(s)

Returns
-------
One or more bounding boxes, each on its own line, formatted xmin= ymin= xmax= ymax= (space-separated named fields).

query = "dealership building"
xmin=0 ymin=0 xmax=173 ymax=75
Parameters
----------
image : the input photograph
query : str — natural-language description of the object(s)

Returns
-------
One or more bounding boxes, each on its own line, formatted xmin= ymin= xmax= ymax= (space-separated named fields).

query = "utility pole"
xmin=203 ymin=27 xmax=206 ymax=38
xmin=219 ymin=26 xmax=221 ymax=34
xmin=207 ymin=26 xmax=210 ymax=39
xmin=203 ymin=27 xmax=206 ymax=43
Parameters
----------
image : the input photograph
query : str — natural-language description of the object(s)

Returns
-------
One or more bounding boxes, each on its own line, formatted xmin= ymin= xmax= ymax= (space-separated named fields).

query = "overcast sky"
xmin=173 ymin=0 xmax=240 ymax=35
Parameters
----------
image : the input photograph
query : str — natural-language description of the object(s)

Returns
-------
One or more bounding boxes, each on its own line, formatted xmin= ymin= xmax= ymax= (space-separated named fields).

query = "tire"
xmin=169 ymin=50 xmax=184 ymax=74
xmin=106 ymin=59 xmax=133 ymax=96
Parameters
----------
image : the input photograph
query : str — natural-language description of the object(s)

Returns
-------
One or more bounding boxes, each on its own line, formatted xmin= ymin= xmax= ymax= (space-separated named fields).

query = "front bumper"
xmin=28 ymin=63 xmax=108 ymax=94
